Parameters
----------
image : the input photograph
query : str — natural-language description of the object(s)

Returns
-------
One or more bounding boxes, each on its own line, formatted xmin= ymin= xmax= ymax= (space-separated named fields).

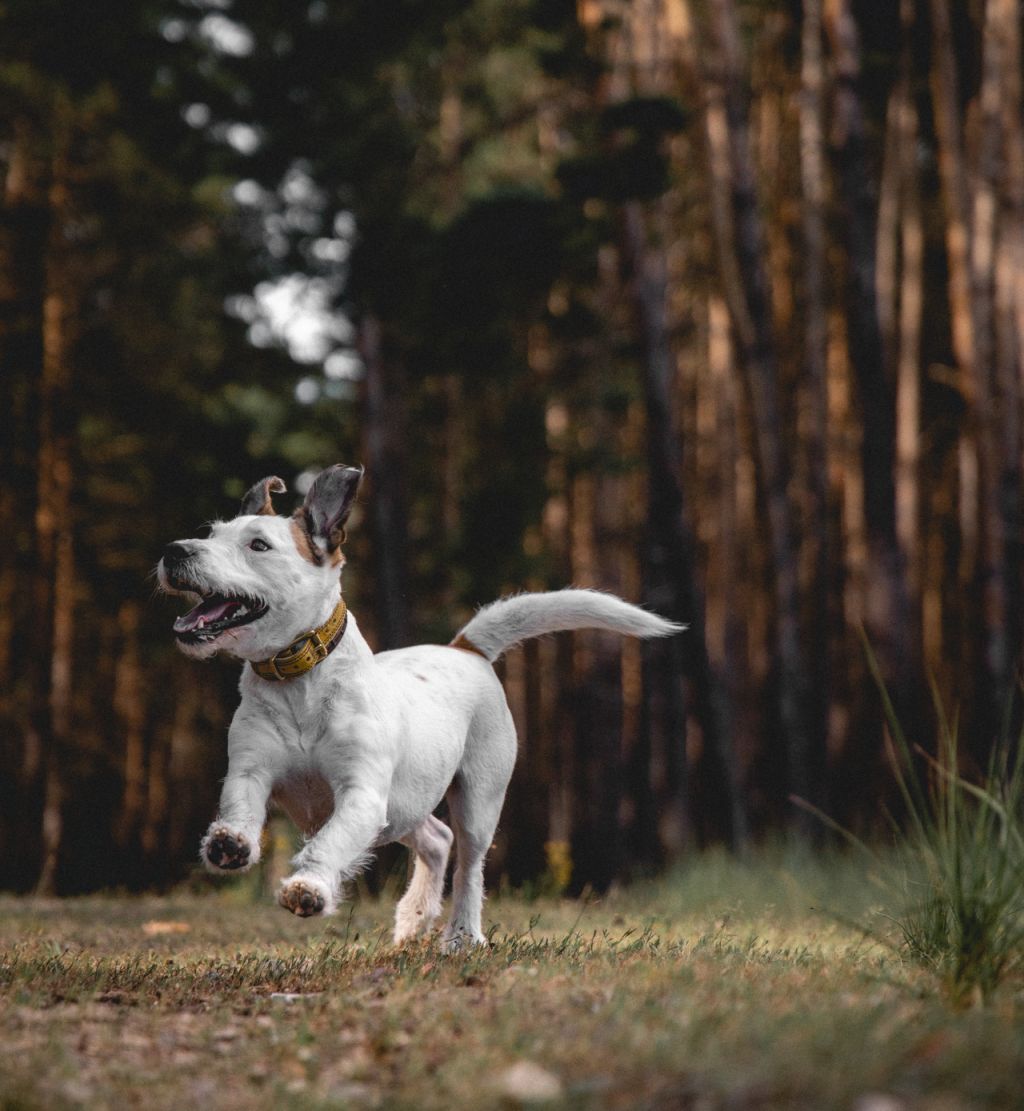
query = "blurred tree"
xmin=0 ymin=0 xmax=335 ymax=890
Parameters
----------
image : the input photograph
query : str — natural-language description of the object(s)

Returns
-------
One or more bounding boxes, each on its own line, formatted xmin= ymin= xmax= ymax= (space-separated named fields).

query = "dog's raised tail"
xmin=450 ymin=589 xmax=684 ymax=663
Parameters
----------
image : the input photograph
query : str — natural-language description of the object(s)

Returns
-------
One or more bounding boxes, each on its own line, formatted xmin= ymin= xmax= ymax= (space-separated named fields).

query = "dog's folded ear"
xmin=299 ymin=464 xmax=363 ymax=553
xmin=241 ymin=476 xmax=286 ymax=517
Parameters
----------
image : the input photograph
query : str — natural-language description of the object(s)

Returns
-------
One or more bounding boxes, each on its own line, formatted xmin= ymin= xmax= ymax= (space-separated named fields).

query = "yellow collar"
xmin=250 ymin=598 xmax=348 ymax=682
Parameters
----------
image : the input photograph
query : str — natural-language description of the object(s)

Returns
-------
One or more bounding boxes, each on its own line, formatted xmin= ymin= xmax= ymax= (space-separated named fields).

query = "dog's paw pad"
xmin=279 ymin=880 xmax=326 ymax=917
xmin=204 ymin=828 xmax=251 ymax=871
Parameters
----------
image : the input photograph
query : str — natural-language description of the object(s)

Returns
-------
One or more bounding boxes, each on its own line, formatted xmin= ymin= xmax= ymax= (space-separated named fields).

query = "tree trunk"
xmin=34 ymin=106 xmax=76 ymax=894
xmin=567 ymin=468 xmax=626 ymax=892
xmin=927 ymin=0 xmax=1016 ymax=726
xmin=798 ymin=0 xmax=832 ymax=814
xmin=969 ymin=0 xmax=1010 ymax=712
xmin=699 ymin=0 xmax=819 ymax=829
xmin=622 ymin=202 xmax=742 ymax=850
xmin=973 ymin=0 xmax=1023 ymax=718
xmin=824 ymin=0 xmax=915 ymax=713
xmin=361 ymin=313 xmax=410 ymax=649
xmin=0 ymin=115 xmax=50 ymax=890
xmin=895 ymin=18 xmax=923 ymax=619
xmin=115 ymin=601 xmax=147 ymax=857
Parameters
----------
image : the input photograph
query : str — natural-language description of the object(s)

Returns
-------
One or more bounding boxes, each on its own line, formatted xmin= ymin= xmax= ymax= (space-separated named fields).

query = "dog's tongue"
xmin=173 ymin=597 xmax=240 ymax=634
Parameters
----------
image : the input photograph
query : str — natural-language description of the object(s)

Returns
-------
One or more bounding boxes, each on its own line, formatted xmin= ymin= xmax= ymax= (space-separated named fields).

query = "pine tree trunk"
xmin=567 ymin=459 xmax=628 ymax=892
xmin=798 ymin=0 xmax=832 ymax=814
xmin=970 ymin=0 xmax=1010 ymax=709
xmin=0 ymin=115 xmax=50 ymax=890
xmin=621 ymin=202 xmax=742 ymax=849
xmin=895 ymin=19 xmax=923 ymax=619
xmin=34 ymin=110 xmax=76 ymax=894
xmin=927 ymin=0 xmax=1016 ymax=723
xmin=824 ymin=0 xmax=915 ymax=718
xmin=115 ymin=601 xmax=147 ymax=858
xmin=975 ymin=0 xmax=1023 ymax=713
xmin=700 ymin=0 xmax=818 ymax=828
xmin=361 ymin=313 xmax=410 ymax=649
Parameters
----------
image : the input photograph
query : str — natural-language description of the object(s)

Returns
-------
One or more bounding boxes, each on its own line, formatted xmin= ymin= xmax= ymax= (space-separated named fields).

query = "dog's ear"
xmin=300 ymin=464 xmax=363 ymax=552
xmin=240 ymin=476 xmax=286 ymax=517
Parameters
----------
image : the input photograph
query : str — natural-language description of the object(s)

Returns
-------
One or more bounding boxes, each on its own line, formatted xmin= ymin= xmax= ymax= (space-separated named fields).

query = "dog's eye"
xmin=248 ymin=538 xmax=272 ymax=552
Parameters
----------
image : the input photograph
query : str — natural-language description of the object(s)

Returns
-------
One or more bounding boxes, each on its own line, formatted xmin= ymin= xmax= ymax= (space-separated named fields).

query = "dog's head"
xmin=157 ymin=464 xmax=362 ymax=660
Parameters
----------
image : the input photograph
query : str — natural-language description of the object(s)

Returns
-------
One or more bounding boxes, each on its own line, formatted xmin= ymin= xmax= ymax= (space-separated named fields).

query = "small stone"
xmin=853 ymin=1095 xmax=906 ymax=1111
xmin=497 ymin=1061 xmax=564 ymax=1103
xmin=141 ymin=920 xmax=191 ymax=936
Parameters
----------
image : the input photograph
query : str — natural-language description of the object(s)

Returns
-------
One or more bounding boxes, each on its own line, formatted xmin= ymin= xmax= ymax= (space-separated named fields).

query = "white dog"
xmin=157 ymin=465 xmax=682 ymax=948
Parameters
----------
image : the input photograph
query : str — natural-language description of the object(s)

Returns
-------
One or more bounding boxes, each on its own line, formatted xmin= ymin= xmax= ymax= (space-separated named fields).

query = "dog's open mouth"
xmin=173 ymin=593 xmax=268 ymax=643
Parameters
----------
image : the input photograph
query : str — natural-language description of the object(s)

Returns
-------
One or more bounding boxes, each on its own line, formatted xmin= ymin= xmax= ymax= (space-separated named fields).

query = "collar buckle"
xmin=251 ymin=598 xmax=347 ymax=682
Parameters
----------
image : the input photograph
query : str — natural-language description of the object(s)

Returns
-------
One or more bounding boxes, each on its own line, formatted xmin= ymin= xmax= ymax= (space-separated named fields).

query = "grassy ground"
xmin=1 ymin=850 xmax=1021 ymax=1110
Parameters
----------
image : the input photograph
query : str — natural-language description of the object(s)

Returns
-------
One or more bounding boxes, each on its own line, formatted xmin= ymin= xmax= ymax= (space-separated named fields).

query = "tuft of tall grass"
xmin=796 ymin=643 xmax=1024 ymax=1007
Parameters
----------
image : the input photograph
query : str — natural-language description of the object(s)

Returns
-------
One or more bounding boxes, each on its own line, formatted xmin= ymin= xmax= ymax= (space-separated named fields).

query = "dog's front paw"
xmin=201 ymin=826 xmax=255 ymax=872
xmin=279 ymin=876 xmax=331 ymax=917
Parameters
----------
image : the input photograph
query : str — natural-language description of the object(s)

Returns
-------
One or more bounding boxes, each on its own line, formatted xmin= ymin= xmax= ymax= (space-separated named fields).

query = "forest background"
xmin=2 ymin=0 xmax=1022 ymax=898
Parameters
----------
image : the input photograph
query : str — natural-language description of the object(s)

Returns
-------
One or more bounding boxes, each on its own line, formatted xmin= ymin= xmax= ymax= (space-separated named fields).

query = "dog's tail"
xmin=450 ymin=589 xmax=684 ymax=663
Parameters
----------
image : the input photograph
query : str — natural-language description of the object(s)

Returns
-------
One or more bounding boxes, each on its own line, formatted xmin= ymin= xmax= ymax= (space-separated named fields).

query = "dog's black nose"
xmin=163 ymin=541 xmax=194 ymax=567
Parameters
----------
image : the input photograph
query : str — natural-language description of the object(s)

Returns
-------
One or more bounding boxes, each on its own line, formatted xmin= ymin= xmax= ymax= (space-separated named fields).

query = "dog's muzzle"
xmin=160 ymin=542 xmax=269 ymax=644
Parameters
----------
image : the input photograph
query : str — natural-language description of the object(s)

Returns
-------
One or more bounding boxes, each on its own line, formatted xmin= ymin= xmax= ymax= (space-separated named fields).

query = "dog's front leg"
xmin=201 ymin=715 xmax=284 ymax=875
xmin=278 ymin=781 xmax=388 ymax=917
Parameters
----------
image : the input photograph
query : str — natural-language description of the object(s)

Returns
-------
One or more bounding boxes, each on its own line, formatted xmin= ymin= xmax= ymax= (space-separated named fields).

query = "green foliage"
xmin=559 ymin=94 xmax=689 ymax=203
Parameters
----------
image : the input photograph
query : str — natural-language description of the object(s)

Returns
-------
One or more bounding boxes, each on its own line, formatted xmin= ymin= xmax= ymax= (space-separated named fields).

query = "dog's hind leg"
xmin=393 ymin=815 xmax=453 ymax=944
xmin=442 ymin=778 xmax=505 ymax=950
xmin=442 ymin=720 xmax=516 ymax=952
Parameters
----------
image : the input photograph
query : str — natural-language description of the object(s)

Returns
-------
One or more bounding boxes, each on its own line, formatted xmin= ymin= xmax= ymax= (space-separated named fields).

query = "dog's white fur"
xmin=158 ymin=466 xmax=682 ymax=948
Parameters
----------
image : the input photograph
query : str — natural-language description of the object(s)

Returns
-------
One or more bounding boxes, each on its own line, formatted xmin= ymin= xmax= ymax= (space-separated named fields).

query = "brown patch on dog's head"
xmin=240 ymin=476 xmax=286 ymax=517
xmin=290 ymin=512 xmax=323 ymax=565
xmin=290 ymin=509 xmax=347 ymax=568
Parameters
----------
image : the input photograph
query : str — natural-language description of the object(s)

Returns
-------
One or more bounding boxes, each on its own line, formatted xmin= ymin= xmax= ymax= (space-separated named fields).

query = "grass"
xmin=1 ymin=851 xmax=1022 ymax=1110
xmin=794 ymin=643 xmax=1024 ymax=1008
xmin=887 ymin=707 xmax=1024 ymax=1007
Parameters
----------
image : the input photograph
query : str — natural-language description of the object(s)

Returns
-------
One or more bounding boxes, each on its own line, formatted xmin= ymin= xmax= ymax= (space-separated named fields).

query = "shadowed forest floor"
xmin=0 ymin=851 xmax=1021 ymax=1110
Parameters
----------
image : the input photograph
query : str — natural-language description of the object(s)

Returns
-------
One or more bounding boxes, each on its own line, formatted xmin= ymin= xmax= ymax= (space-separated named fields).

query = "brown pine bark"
xmin=928 ymin=0 xmax=981 ymax=691
xmin=895 ymin=32 xmax=923 ymax=613
xmin=34 ymin=104 xmax=76 ymax=894
xmin=969 ymin=0 xmax=1012 ymax=708
xmin=696 ymin=0 xmax=819 ymax=827
xmin=977 ymin=0 xmax=1024 ymax=709
xmin=798 ymin=0 xmax=832 ymax=810
xmin=824 ymin=0 xmax=915 ymax=704
xmin=928 ymin=0 xmax=976 ymax=383
xmin=928 ymin=0 xmax=1020 ymax=719
xmin=360 ymin=314 xmax=410 ymax=649
xmin=0 ymin=115 xmax=51 ymax=889
xmin=566 ymin=464 xmax=627 ymax=891
xmin=621 ymin=202 xmax=743 ymax=850
xmin=115 ymin=601 xmax=147 ymax=853
xmin=999 ymin=0 xmax=1024 ymax=373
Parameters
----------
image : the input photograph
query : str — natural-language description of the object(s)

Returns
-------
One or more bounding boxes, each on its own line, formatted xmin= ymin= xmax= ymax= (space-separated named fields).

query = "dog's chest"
xmin=271 ymin=770 xmax=335 ymax=835
xmin=257 ymin=677 xmax=338 ymax=750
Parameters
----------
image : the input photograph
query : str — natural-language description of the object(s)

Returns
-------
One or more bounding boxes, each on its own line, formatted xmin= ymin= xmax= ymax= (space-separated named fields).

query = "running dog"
xmin=157 ymin=464 xmax=682 ymax=948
